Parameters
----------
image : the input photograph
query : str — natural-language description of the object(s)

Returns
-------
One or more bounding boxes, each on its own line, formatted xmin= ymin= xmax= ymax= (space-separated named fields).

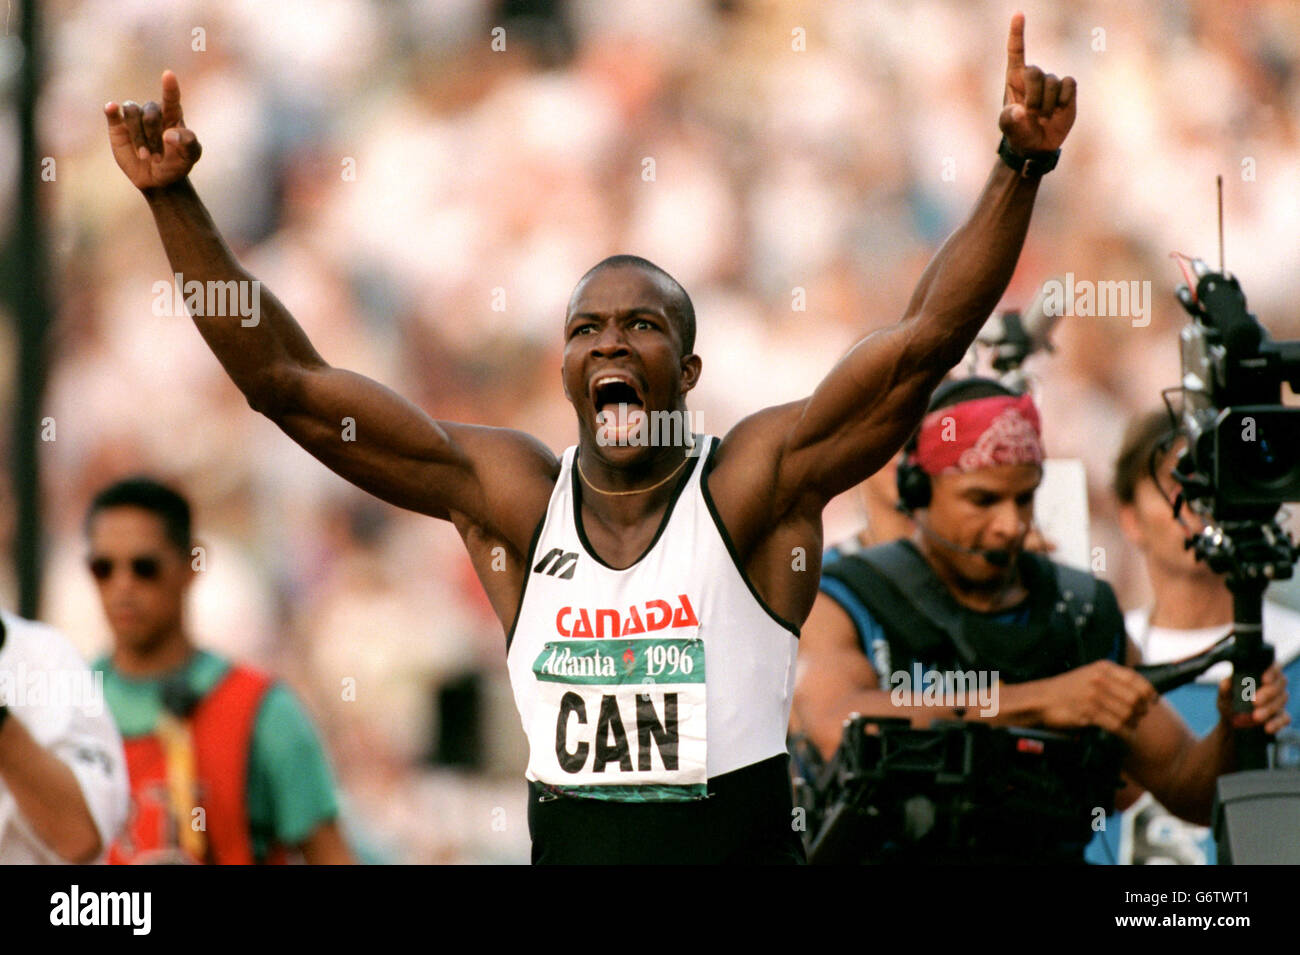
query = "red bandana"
xmin=912 ymin=393 xmax=1044 ymax=476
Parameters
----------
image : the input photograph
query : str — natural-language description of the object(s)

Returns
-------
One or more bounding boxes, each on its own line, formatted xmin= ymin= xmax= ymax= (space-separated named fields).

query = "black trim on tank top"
xmin=570 ymin=437 xmax=704 ymax=571
xmin=699 ymin=441 xmax=801 ymax=638
xmin=504 ymin=516 xmax=546 ymax=653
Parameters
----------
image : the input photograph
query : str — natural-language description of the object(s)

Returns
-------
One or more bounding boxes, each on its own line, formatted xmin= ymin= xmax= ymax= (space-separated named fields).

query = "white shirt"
xmin=1126 ymin=601 xmax=1300 ymax=678
xmin=507 ymin=437 xmax=799 ymax=792
xmin=0 ymin=609 xmax=129 ymax=864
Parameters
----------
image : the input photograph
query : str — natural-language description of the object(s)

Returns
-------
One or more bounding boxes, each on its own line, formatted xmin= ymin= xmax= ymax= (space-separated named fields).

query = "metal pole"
xmin=8 ymin=0 xmax=51 ymax=618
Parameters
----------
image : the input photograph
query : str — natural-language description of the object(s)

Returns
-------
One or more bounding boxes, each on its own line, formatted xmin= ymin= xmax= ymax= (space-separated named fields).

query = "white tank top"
xmin=506 ymin=435 xmax=799 ymax=801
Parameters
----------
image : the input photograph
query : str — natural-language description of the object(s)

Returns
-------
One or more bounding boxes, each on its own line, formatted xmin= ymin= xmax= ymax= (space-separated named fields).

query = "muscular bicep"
xmin=267 ymin=363 xmax=556 ymax=545
xmin=794 ymin=591 xmax=882 ymax=758
xmin=707 ymin=322 xmax=942 ymax=559
xmin=779 ymin=321 xmax=945 ymax=504
xmin=270 ymin=363 xmax=469 ymax=514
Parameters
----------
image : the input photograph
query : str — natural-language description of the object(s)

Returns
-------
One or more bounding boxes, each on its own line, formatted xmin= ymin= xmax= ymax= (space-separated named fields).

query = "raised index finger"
xmin=160 ymin=69 xmax=184 ymax=127
xmin=1006 ymin=11 xmax=1026 ymax=75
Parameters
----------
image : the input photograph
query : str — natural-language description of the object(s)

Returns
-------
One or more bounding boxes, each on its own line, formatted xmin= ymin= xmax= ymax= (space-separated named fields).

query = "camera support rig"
xmin=1170 ymin=256 xmax=1300 ymax=771
xmin=1185 ymin=519 xmax=1293 ymax=768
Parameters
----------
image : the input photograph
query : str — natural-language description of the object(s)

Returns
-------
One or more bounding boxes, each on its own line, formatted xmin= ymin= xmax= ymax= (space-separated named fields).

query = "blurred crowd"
xmin=2 ymin=0 xmax=1299 ymax=861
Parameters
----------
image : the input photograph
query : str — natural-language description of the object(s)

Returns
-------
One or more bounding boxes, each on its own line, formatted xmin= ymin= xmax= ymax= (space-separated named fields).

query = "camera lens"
xmin=1219 ymin=410 xmax=1300 ymax=504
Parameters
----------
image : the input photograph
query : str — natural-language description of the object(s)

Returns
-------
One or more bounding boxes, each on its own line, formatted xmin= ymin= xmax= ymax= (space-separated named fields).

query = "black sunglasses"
xmin=88 ymin=555 xmax=163 ymax=582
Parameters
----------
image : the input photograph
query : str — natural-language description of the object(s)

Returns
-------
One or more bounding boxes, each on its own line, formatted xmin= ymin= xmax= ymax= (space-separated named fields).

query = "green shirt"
xmin=95 ymin=649 xmax=340 ymax=860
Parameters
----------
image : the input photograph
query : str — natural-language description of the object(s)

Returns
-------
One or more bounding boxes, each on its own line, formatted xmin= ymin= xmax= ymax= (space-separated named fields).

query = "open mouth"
xmin=593 ymin=377 xmax=642 ymax=413
xmin=591 ymin=374 xmax=647 ymax=440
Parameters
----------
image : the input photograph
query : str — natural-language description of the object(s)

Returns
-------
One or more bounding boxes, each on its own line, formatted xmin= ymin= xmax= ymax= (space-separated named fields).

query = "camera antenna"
xmin=1217 ymin=173 xmax=1225 ymax=273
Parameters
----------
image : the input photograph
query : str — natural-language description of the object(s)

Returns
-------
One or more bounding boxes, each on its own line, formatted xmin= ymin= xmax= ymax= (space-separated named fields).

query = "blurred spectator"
xmin=0 ymin=608 xmax=129 ymax=863
xmin=1086 ymin=411 xmax=1300 ymax=864
xmin=85 ymin=477 xmax=353 ymax=864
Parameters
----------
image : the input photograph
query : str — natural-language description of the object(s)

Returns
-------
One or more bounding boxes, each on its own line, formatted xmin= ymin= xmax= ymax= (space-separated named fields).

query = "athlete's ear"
xmin=679 ymin=353 xmax=702 ymax=395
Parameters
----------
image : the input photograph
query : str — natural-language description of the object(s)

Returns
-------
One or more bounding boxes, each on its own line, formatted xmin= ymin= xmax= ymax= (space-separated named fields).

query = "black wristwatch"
xmin=997 ymin=135 xmax=1061 ymax=178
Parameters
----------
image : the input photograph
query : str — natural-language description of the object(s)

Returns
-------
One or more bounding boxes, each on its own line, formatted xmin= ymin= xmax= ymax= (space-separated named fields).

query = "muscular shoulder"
xmin=712 ymin=403 xmax=801 ymax=478
xmin=707 ymin=402 xmax=814 ymax=549
xmin=443 ymin=424 xmax=560 ymax=548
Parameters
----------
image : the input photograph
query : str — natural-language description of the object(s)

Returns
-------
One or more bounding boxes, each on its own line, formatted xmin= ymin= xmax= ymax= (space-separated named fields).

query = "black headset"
xmin=895 ymin=377 xmax=1020 ymax=514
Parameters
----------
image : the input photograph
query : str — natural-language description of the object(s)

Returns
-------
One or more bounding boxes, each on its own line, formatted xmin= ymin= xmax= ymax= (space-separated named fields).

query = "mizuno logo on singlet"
xmin=533 ymin=548 xmax=578 ymax=579
xmin=556 ymin=594 xmax=699 ymax=638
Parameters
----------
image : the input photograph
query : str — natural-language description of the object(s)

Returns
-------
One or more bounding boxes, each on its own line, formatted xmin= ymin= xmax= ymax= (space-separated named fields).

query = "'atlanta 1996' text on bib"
xmin=529 ymin=633 xmax=706 ymax=801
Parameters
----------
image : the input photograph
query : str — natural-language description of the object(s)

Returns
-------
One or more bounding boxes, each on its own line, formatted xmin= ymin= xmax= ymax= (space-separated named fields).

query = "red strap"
xmin=193 ymin=665 xmax=275 ymax=864
xmin=108 ymin=664 xmax=280 ymax=865
xmin=109 ymin=736 xmax=171 ymax=864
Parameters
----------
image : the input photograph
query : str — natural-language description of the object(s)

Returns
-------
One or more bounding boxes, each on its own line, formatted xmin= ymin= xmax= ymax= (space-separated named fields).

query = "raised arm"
xmin=723 ymin=14 xmax=1076 ymax=516
xmin=104 ymin=72 xmax=555 ymax=550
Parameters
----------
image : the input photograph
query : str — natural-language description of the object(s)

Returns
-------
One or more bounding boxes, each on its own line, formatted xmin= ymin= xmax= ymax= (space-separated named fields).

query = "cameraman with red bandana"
xmin=794 ymin=378 xmax=1290 ymax=862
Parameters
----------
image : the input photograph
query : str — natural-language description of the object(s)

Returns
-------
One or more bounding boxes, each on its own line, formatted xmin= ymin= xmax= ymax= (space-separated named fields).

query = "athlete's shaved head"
xmin=561 ymin=254 xmax=703 ymax=455
xmin=569 ymin=255 xmax=696 ymax=356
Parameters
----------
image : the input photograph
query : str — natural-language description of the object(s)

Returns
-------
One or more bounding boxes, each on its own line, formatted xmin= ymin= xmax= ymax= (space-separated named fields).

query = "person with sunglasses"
xmin=85 ymin=477 xmax=354 ymax=864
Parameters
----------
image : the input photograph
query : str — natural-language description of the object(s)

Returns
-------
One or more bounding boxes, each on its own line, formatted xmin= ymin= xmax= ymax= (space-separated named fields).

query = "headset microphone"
xmin=914 ymin=517 xmax=1014 ymax=568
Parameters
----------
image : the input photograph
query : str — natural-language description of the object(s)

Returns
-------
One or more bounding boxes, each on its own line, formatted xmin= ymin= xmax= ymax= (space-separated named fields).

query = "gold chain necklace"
xmin=577 ymin=451 xmax=692 ymax=496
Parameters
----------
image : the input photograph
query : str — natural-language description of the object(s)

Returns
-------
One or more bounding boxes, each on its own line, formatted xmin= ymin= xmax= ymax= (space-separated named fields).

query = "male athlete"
xmin=794 ymin=380 xmax=1290 ymax=862
xmin=107 ymin=15 xmax=1077 ymax=862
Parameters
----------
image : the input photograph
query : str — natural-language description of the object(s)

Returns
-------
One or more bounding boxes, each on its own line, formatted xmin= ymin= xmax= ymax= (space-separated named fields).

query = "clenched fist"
xmin=1037 ymin=660 xmax=1158 ymax=734
xmin=105 ymin=70 xmax=201 ymax=192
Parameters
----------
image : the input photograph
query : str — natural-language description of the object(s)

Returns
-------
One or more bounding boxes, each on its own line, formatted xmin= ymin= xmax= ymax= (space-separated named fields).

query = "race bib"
xmin=529 ymin=637 xmax=706 ymax=801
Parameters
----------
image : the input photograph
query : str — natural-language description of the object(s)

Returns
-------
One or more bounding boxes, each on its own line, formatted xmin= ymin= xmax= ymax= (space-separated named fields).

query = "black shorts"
xmin=528 ymin=754 xmax=806 ymax=864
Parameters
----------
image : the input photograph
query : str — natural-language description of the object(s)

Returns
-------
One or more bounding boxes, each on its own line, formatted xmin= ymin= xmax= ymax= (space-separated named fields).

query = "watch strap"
xmin=998 ymin=135 xmax=1060 ymax=178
